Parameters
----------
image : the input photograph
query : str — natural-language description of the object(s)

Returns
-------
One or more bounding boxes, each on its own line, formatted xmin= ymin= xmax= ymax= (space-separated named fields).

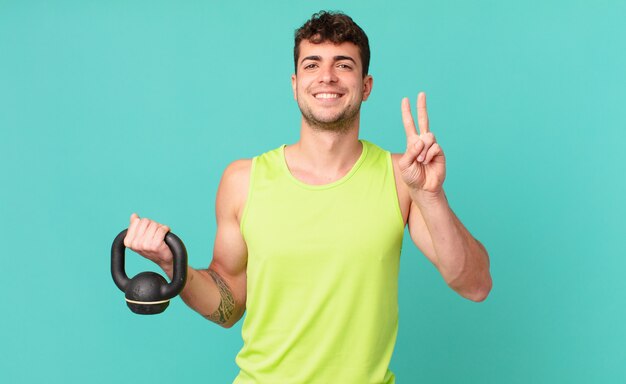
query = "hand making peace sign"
xmin=398 ymin=92 xmax=446 ymax=194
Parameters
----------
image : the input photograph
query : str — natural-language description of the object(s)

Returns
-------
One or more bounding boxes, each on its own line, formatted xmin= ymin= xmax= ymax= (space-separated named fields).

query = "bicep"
xmin=209 ymin=160 xmax=251 ymax=308
xmin=211 ymin=213 xmax=247 ymax=288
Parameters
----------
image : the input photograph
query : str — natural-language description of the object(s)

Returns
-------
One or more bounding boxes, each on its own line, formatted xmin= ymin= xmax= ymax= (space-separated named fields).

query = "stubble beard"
xmin=298 ymin=98 xmax=361 ymax=135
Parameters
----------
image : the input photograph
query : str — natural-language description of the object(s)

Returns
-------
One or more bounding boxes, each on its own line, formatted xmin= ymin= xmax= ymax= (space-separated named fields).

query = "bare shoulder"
xmin=222 ymin=159 xmax=253 ymax=182
xmin=217 ymin=159 xmax=253 ymax=220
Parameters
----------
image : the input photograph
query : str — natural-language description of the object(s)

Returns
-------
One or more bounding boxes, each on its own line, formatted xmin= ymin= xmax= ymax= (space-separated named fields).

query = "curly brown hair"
xmin=294 ymin=11 xmax=370 ymax=77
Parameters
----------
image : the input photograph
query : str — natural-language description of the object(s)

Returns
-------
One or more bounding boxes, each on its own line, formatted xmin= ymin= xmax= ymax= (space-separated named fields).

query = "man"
xmin=124 ymin=11 xmax=492 ymax=383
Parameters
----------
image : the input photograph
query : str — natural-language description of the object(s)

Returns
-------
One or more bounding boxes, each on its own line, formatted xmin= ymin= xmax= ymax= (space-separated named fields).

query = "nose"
xmin=318 ymin=64 xmax=338 ymax=83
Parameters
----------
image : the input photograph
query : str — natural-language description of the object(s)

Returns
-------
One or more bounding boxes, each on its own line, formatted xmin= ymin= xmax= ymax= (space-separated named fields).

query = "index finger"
xmin=417 ymin=92 xmax=429 ymax=135
xmin=401 ymin=97 xmax=418 ymax=138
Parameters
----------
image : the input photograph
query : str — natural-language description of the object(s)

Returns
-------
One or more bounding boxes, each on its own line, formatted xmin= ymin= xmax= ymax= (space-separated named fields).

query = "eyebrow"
xmin=300 ymin=55 xmax=357 ymax=65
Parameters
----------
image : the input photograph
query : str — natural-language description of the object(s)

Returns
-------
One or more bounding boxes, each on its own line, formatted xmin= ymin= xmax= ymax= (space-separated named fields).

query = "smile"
xmin=314 ymin=93 xmax=343 ymax=99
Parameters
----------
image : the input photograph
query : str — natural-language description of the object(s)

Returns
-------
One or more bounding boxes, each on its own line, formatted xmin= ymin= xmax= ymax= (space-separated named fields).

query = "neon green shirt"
xmin=235 ymin=140 xmax=404 ymax=383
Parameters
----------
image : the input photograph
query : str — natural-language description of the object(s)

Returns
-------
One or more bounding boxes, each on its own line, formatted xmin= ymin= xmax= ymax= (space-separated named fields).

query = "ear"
xmin=291 ymin=74 xmax=297 ymax=100
xmin=361 ymin=75 xmax=373 ymax=101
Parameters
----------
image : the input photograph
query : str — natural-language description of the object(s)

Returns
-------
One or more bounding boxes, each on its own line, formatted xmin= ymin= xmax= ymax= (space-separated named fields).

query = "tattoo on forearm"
xmin=205 ymin=270 xmax=235 ymax=325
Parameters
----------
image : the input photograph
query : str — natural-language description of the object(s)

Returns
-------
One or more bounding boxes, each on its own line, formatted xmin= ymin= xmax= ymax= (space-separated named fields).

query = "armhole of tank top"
xmin=386 ymin=151 xmax=406 ymax=231
xmin=239 ymin=156 xmax=257 ymax=238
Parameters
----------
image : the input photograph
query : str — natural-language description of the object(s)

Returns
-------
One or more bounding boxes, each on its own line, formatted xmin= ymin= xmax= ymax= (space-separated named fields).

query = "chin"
xmin=306 ymin=114 xmax=357 ymax=133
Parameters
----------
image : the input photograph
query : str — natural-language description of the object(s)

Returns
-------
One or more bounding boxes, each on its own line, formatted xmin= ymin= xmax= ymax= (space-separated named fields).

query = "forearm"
xmin=161 ymin=264 xmax=244 ymax=327
xmin=411 ymin=190 xmax=492 ymax=301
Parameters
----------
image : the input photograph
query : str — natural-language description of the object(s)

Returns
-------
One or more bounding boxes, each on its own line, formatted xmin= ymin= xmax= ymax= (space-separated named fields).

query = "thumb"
xmin=124 ymin=213 xmax=141 ymax=248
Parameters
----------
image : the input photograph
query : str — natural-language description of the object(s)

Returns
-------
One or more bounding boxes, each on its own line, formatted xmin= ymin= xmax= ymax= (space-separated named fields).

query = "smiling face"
xmin=291 ymin=40 xmax=373 ymax=133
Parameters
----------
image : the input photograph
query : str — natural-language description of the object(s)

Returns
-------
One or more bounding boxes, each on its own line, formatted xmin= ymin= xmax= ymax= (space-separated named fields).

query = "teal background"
xmin=1 ymin=0 xmax=625 ymax=382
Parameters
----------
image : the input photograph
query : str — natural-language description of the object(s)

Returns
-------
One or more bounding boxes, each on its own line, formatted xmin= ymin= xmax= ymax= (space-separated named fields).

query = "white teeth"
xmin=315 ymin=93 xmax=340 ymax=99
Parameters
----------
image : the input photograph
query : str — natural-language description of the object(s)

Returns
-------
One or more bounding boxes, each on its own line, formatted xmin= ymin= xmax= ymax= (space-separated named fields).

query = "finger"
xmin=143 ymin=220 xmax=159 ymax=248
xmin=417 ymin=132 xmax=435 ymax=162
xmin=401 ymin=97 xmax=418 ymax=138
xmin=153 ymin=224 xmax=170 ymax=248
xmin=124 ymin=213 xmax=141 ymax=247
xmin=132 ymin=218 xmax=151 ymax=248
xmin=417 ymin=92 xmax=429 ymax=135
xmin=400 ymin=139 xmax=425 ymax=169
xmin=153 ymin=224 xmax=170 ymax=254
xmin=423 ymin=143 xmax=441 ymax=165
xmin=410 ymin=138 xmax=426 ymax=160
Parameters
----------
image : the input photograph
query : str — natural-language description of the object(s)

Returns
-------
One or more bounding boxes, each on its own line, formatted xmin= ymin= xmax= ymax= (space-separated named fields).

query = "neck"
xmin=284 ymin=119 xmax=363 ymax=185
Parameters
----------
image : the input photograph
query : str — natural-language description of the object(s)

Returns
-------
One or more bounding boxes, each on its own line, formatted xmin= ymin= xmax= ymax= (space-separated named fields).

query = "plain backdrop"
xmin=1 ymin=0 xmax=625 ymax=383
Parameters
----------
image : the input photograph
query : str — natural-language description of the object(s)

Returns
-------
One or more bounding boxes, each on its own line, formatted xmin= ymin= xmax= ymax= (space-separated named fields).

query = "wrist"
xmin=158 ymin=261 xmax=175 ymax=280
xmin=155 ymin=247 xmax=175 ymax=278
xmin=410 ymin=188 xmax=447 ymax=208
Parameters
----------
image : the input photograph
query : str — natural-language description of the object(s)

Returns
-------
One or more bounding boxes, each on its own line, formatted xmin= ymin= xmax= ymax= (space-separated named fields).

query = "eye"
xmin=303 ymin=63 xmax=318 ymax=70
xmin=337 ymin=63 xmax=353 ymax=70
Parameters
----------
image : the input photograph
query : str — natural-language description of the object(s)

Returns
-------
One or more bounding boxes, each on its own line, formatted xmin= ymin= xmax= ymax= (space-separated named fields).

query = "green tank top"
xmin=235 ymin=140 xmax=404 ymax=384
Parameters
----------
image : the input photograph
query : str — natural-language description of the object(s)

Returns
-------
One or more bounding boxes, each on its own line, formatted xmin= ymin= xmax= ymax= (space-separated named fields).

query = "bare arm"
xmin=124 ymin=159 xmax=251 ymax=327
xmin=180 ymin=159 xmax=250 ymax=327
xmin=395 ymin=93 xmax=492 ymax=302
xmin=408 ymin=190 xmax=491 ymax=302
